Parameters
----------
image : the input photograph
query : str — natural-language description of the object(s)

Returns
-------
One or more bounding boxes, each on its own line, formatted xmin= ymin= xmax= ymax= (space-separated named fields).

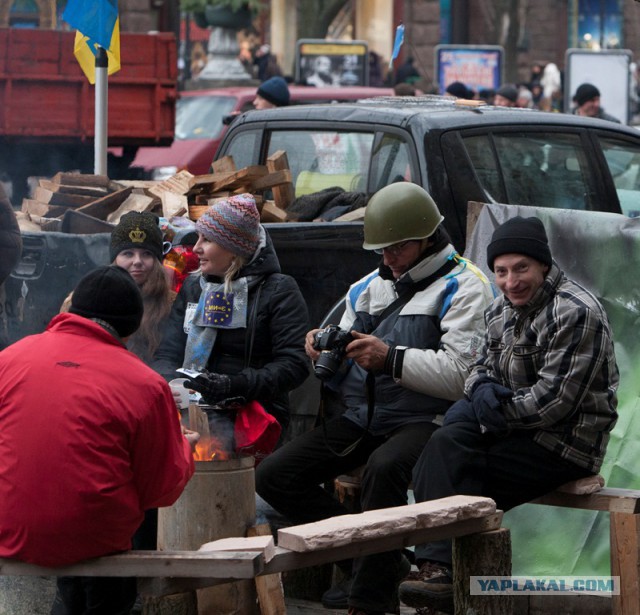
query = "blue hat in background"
xmin=257 ymin=76 xmax=290 ymax=107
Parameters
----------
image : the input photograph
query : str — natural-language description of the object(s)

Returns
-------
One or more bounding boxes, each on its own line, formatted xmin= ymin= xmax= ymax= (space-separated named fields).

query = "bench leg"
xmin=610 ymin=511 xmax=640 ymax=615
xmin=453 ymin=527 xmax=513 ymax=615
xmin=249 ymin=525 xmax=286 ymax=615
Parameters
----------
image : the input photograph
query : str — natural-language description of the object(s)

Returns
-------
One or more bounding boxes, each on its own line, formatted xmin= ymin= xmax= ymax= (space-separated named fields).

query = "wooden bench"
xmin=0 ymin=496 xmax=505 ymax=615
xmin=531 ymin=483 xmax=640 ymax=615
xmin=335 ymin=470 xmax=640 ymax=615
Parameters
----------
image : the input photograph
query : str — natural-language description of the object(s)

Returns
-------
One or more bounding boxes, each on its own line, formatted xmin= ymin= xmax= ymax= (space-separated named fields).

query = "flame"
xmin=193 ymin=433 xmax=232 ymax=461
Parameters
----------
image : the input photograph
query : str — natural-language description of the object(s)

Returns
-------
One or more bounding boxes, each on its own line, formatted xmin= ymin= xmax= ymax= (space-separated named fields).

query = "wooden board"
xmin=39 ymin=179 xmax=110 ymax=198
xmin=75 ymin=187 xmax=134 ymax=221
xmin=266 ymin=151 xmax=294 ymax=210
xmin=531 ymin=487 xmax=640 ymax=514
xmin=277 ymin=496 xmax=497 ymax=553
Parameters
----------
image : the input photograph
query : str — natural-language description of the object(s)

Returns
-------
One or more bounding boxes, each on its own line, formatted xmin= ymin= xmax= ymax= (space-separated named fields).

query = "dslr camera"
xmin=313 ymin=324 xmax=354 ymax=381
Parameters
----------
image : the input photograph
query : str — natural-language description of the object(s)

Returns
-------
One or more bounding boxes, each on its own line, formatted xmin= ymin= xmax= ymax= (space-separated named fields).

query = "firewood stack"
xmin=16 ymin=150 xmax=303 ymax=234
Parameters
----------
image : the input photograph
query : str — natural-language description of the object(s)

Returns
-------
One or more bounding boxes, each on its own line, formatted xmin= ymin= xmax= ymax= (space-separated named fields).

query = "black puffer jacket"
xmin=152 ymin=231 xmax=310 ymax=431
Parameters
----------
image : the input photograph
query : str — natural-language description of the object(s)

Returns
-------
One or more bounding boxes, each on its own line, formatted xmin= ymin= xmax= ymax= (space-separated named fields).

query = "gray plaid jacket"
xmin=466 ymin=263 xmax=619 ymax=473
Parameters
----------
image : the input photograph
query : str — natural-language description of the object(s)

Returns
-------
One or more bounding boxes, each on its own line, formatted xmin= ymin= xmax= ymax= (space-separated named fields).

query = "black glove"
xmin=183 ymin=371 xmax=231 ymax=404
xmin=442 ymin=398 xmax=478 ymax=427
xmin=471 ymin=382 xmax=513 ymax=434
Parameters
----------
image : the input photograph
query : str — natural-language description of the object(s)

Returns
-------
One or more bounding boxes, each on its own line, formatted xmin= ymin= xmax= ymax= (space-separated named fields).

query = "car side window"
xmin=599 ymin=137 xmax=640 ymax=217
xmin=370 ymin=134 xmax=414 ymax=191
xmin=464 ymin=132 xmax=594 ymax=211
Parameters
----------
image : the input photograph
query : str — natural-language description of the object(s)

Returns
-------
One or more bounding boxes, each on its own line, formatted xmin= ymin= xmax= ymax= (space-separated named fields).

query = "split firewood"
xmin=266 ymin=150 xmax=295 ymax=210
xmin=211 ymin=155 xmax=237 ymax=174
xmin=39 ymin=179 xmax=109 ymax=198
xmin=260 ymin=200 xmax=288 ymax=223
xmin=21 ymin=199 xmax=68 ymax=218
xmin=75 ymin=187 xmax=133 ymax=221
xmin=34 ymin=186 xmax=95 ymax=207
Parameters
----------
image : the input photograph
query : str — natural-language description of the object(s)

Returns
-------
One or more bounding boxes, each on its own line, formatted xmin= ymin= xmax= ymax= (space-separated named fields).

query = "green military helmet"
xmin=363 ymin=182 xmax=444 ymax=250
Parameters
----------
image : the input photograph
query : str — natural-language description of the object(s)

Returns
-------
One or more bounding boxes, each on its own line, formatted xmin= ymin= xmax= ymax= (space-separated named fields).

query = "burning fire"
xmin=187 ymin=404 xmax=236 ymax=461
xmin=193 ymin=433 xmax=233 ymax=461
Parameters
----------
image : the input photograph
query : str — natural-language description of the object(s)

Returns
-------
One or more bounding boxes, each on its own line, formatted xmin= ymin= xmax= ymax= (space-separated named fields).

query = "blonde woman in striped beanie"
xmin=152 ymin=193 xmax=310 ymax=440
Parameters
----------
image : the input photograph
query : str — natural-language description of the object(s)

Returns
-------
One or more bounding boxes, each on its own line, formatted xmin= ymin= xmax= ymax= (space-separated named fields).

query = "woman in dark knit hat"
xmin=152 ymin=193 xmax=309 ymax=438
xmin=62 ymin=212 xmax=174 ymax=364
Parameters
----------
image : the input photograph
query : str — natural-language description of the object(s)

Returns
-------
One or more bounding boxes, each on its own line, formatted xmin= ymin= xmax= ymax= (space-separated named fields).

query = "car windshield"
xmin=175 ymin=95 xmax=237 ymax=140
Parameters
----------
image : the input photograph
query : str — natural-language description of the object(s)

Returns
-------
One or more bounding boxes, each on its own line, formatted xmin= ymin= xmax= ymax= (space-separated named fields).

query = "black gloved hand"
xmin=471 ymin=382 xmax=513 ymax=434
xmin=184 ymin=371 xmax=231 ymax=405
xmin=442 ymin=398 xmax=478 ymax=427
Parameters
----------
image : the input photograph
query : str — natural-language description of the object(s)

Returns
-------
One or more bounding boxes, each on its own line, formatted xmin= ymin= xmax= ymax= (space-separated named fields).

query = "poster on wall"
xmin=296 ymin=39 xmax=369 ymax=87
xmin=435 ymin=45 xmax=503 ymax=96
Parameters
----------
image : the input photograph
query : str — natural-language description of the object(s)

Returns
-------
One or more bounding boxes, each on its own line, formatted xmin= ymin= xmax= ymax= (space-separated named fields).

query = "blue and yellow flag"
xmin=389 ymin=23 xmax=405 ymax=69
xmin=62 ymin=0 xmax=121 ymax=84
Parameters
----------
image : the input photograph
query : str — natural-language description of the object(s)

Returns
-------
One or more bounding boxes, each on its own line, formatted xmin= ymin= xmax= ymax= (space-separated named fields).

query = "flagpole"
xmin=94 ymin=46 xmax=108 ymax=176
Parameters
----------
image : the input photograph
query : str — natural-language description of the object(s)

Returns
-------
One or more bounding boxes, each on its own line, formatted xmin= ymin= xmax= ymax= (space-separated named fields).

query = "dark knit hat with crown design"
xmin=110 ymin=212 xmax=164 ymax=262
xmin=487 ymin=216 xmax=552 ymax=272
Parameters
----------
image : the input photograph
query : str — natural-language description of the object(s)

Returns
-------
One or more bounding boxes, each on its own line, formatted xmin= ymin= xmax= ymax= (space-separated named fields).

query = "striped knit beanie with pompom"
xmin=196 ymin=193 xmax=260 ymax=259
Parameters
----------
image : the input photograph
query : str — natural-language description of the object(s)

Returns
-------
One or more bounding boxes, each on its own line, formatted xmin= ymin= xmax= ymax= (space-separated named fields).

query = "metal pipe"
xmin=94 ymin=47 xmax=108 ymax=176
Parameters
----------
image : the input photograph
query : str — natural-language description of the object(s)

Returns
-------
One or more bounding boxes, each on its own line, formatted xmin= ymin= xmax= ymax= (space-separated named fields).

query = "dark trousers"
xmin=413 ymin=422 xmax=593 ymax=566
xmin=256 ymin=416 xmax=437 ymax=612
xmin=51 ymin=576 xmax=137 ymax=615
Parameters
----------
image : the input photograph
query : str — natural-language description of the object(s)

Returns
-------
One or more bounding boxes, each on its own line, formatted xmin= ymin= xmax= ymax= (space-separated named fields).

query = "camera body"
xmin=313 ymin=324 xmax=354 ymax=381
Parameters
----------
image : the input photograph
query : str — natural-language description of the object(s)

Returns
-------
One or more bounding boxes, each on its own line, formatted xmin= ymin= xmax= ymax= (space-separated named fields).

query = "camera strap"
xmin=321 ymin=257 xmax=458 ymax=457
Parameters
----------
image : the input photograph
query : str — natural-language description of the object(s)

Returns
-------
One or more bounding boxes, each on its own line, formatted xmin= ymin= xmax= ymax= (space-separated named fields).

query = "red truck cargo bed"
xmin=0 ymin=28 xmax=177 ymax=145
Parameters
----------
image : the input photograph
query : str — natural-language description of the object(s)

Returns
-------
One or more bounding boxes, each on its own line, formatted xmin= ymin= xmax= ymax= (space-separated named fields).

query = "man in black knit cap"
xmin=398 ymin=216 xmax=620 ymax=614
xmin=572 ymin=82 xmax=620 ymax=123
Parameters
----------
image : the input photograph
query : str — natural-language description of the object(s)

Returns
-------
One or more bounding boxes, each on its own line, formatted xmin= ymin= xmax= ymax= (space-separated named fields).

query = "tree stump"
xmin=453 ymin=527 xmax=513 ymax=614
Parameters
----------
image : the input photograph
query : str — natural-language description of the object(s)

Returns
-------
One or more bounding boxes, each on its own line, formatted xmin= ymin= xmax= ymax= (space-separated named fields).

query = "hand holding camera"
xmin=311 ymin=325 xmax=390 ymax=380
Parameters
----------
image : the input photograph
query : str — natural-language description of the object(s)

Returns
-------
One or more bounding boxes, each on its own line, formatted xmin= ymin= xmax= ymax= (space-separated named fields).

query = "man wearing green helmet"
xmin=256 ymin=182 xmax=494 ymax=615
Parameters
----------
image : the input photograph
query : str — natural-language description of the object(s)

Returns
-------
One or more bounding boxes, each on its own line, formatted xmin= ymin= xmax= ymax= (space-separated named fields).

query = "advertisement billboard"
xmin=435 ymin=45 xmax=503 ymax=96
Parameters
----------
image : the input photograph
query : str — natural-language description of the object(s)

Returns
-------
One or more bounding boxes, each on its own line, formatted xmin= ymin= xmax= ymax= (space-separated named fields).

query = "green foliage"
xmin=180 ymin=0 xmax=263 ymax=12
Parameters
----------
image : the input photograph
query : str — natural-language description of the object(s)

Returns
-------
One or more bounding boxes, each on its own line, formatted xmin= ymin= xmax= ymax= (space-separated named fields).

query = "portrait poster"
xmin=296 ymin=39 xmax=369 ymax=87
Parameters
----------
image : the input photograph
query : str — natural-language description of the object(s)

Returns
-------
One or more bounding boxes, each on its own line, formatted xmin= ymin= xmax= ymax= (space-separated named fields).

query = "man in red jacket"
xmin=0 ymin=266 xmax=196 ymax=614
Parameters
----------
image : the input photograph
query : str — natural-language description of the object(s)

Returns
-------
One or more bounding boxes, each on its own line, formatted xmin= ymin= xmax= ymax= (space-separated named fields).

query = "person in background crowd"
xmin=572 ymin=83 xmax=620 ymax=123
xmin=256 ymin=182 xmax=494 ymax=615
xmin=152 ymin=194 xmax=309 ymax=441
xmin=477 ymin=88 xmax=496 ymax=105
xmin=399 ymin=217 xmax=619 ymax=614
xmin=494 ymin=84 xmax=518 ymax=107
xmin=516 ymin=86 xmax=534 ymax=109
xmin=368 ymin=51 xmax=385 ymax=87
xmin=394 ymin=82 xmax=416 ymax=96
xmin=445 ymin=81 xmax=473 ymax=100
xmin=253 ymin=75 xmax=290 ymax=109
xmin=0 ymin=266 xmax=196 ymax=615
xmin=254 ymin=43 xmax=282 ymax=82
xmin=394 ymin=56 xmax=420 ymax=85
xmin=540 ymin=62 xmax=562 ymax=111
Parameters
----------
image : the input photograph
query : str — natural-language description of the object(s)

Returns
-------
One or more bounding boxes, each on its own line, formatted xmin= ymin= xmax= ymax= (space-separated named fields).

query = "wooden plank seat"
xmin=335 ymin=471 xmax=640 ymax=614
xmin=0 ymin=496 xmax=502 ymax=600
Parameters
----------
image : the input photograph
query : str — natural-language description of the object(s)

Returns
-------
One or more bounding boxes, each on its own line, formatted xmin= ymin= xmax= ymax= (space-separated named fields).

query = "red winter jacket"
xmin=0 ymin=313 xmax=194 ymax=566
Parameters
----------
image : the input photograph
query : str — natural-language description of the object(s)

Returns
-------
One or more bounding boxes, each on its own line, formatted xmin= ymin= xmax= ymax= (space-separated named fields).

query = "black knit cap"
xmin=256 ymin=76 xmax=290 ymax=107
xmin=110 ymin=212 xmax=164 ymax=262
xmin=573 ymin=83 xmax=600 ymax=107
xmin=496 ymin=84 xmax=518 ymax=103
xmin=69 ymin=266 xmax=144 ymax=338
xmin=487 ymin=216 xmax=552 ymax=272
